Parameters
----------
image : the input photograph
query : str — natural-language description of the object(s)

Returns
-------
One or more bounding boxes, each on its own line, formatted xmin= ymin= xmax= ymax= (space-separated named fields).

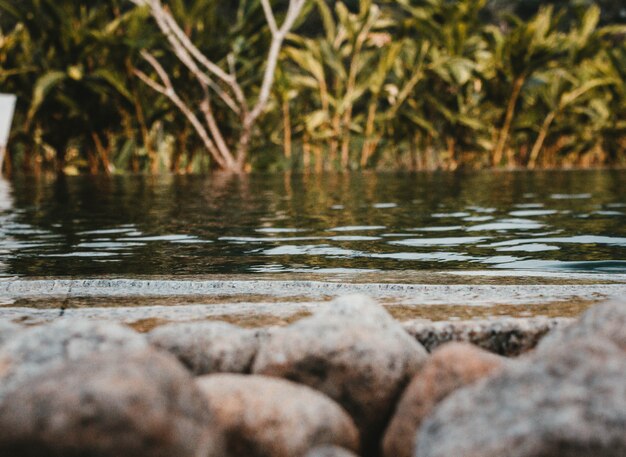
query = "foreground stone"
xmin=0 ymin=320 xmax=20 ymax=346
xmin=253 ymin=295 xmax=428 ymax=454
xmin=196 ymin=374 xmax=359 ymax=457
xmin=0 ymin=350 xmax=221 ymax=457
xmin=147 ymin=321 xmax=260 ymax=375
xmin=304 ymin=445 xmax=360 ymax=457
xmin=538 ymin=300 xmax=626 ymax=352
xmin=416 ymin=337 xmax=626 ymax=457
xmin=0 ymin=319 xmax=148 ymax=401
xmin=403 ymin=316 xmax=572 ymax=355
xmin=383 ymin=343 xmax=507 ymax=457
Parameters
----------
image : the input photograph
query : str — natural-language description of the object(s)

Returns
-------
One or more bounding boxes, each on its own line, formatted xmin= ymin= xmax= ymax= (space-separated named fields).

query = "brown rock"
xmin=196 ymin=374 xmax=359 ymax=457
xmin=0 ymin=350 xmax=222 ymax=457
xmin=147 ymin=321 xmax=260 ymax=375
xmin=253 ymin=295 xmax=428 ymax=454
xmin=382 ymin=343 xmax=506 ymax=457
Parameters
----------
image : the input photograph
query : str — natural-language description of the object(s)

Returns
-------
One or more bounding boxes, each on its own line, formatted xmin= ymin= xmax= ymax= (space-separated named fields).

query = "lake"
xmin=1 ymin=170 xmax=625 ymax=278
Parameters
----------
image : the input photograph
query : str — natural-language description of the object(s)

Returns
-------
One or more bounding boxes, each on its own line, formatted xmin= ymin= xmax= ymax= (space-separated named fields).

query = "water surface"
xmin=1 ymin=171 xmax=625 ymax=277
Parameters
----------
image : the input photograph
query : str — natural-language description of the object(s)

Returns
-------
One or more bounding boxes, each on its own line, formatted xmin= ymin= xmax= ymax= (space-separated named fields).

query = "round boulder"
xmin=383 ymin=342 xmax=506 ymax=457
xmin=253 ymin=295 xmax=428 ymax=453
xmin=538 ymin=300 xmax=626 ymax=352
xmin=196 ymin=374 xmax=359 ymax=457
xmin=416 ymin=337 xmax=626 ymax=457
xmin=147 ymin=321 xmax=260 ymax=375
xmin=0 ymin=349 xmax=222 ymax=457
xmin=0 ymin=319 xmax=148 ymax=401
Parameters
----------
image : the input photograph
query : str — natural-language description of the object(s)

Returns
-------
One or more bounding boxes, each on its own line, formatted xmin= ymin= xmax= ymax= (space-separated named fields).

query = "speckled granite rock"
xmin=383 ymin=343 xmax=507 ymax=457
xmin=0 ymin=319 xmax=148 ymax=401
xmin=253 ymin=295 xmax=428 ymax=454
xmin=538 ymin=300 xmax=626 ymax=352
xmin=0 ymin=350 xmax=222 ymax=457
xmin=0 ymin=320 xmax=20 ymax=346
xmin=402 ymin=316 xmax=572 ymax=355
xmin=147 ymin=321 xmax=260 ymax=375
xmin=304 ymin=445 xmax=360 ymax=457
xmin=415 ymin=337 xmax=626 ymax=457
xmin=196 ymin=374 xmax=359 ymax=457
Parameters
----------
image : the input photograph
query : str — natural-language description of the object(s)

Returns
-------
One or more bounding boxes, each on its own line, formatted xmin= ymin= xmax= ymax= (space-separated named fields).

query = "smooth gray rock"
xmin=383 ymin=343 xmax=507 ymax=457
xmin=415 ymin=337 xmax=626 ymax=457
xmin=304 ymin=445 xmax=360 ymax=457
xmin=0 ymin=320 xmax=20 ymax=347
xmin=196 ymin=374 xmax=359 ymax=457
xmin=0 ymin=319 xmax=148 ymax=401
xmin=403 ymin=316 xmax=572 ymax=355
xmin=253 ymin=295 xmax=428 ymax=454
xmin=147 ymin=321 xmax=260 ymax=375
xmin=538 ymin=300 xmax=626 ymax=352
xmin=0 ymin=349 xmax=222 ymax=457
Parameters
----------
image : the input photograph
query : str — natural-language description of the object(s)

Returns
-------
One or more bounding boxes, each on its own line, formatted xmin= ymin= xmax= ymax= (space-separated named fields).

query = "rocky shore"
xmin=0 ymin=295 xmax=624 ymax=457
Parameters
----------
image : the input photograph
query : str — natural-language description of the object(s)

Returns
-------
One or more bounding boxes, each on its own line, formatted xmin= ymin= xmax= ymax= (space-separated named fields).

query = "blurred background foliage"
xmin=0 ymin=0 xmax=625 ymax=174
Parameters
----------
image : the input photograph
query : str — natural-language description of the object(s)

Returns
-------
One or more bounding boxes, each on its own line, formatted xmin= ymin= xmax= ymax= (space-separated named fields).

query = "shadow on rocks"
xmin=252 ymin=294 xmax=428 ymax=456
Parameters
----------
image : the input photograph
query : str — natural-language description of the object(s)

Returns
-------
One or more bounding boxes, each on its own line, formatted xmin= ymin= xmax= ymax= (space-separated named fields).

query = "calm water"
xmin=1 ymin=171 xmax=625 ymax=278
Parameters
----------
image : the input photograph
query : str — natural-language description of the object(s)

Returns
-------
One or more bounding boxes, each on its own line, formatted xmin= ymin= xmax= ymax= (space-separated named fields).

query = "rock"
xmin=147 ymin=321 xmax=260 ymax=375
xmin=382 ymin=343 xmax=506 ymax=457
xmin=304 ymin=445 xmax=360 ymax=457
xmin=538 ymin=300 xmax=626 ymax=351
xmin=0 ymin=349 xmax=222 ymax=457
xmin=403 ymin=316 xmax=572 ymax=356
xmin=196 ymin=374 xmax=359 ymax=457
xmin=315 ymin=294 xmax=398 ymax=325
xmin=0 ymin=318 xmax=148 ymax=401
xmin=253 ymin=295 xmax=428 ymax=454
xmin=415 ymin=337 xmax=626 ymax=457
xmin=0 ymin=320 xmax=20 ymax=346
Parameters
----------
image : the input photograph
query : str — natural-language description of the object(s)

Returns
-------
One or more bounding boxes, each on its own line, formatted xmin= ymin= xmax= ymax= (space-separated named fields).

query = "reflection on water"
xmin=0 ymin=170 xmax=625 ymax=277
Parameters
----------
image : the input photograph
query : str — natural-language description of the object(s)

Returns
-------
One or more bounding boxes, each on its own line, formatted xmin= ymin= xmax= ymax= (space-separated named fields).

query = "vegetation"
xmin=1 ymin=0 xmax=625 ymax=173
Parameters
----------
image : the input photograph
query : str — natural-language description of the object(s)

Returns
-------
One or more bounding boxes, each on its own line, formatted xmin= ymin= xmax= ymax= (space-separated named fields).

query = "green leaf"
xmin=27 ymin=70 xmax=67 ymax=124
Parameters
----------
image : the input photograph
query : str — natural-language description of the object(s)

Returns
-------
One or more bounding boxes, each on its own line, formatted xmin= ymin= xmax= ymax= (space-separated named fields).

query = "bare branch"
xmin=261 ymin=0 xmax=278 ymax=36
xmin=136 ymin=51 xmax=228 ymax=169
xmin=248 ymin=0 xmax=307 ymax=123
xmin=143 ymin=2 xmax=242 ymax=115
xmin=158 ymin=5 xmax=248 ymax=110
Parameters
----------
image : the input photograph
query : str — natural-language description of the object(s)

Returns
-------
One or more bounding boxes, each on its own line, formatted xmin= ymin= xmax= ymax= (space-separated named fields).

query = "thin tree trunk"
xmin=91 ymin=132 xmax=111 ymax=175
xmin=493 ymin=75 xmax=526 ymax=166
xmin=528 ymin=111 xmax=556 ymax=169
xmin=303 ymin=132 xmax=311 ymax=171
xmin=360 ymin=100 xmax=378 ymax=168
xmin=282 ymin=99 xmax=292 ymax=161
